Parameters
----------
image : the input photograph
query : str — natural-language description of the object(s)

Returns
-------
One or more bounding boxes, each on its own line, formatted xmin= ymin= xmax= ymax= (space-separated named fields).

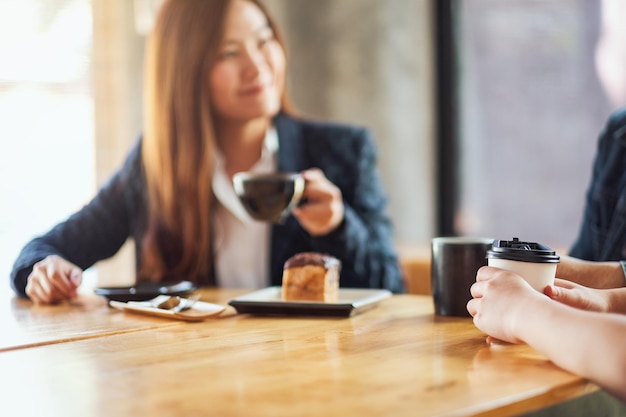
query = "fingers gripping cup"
xmin=486 ymin=237 xmax=560 ymax=291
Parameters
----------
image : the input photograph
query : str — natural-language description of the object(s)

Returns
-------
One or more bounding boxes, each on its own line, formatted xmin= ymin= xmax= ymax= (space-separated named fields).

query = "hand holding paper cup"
xmin=486 ymin=237 xmax=560 ymax=291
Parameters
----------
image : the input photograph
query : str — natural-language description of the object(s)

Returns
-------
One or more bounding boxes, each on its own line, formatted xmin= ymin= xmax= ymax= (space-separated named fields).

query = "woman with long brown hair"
xmin=11 ymin=0 xmax=404 ymax=304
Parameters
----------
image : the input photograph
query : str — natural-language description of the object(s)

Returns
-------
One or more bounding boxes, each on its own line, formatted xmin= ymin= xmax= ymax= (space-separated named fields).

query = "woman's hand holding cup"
xmin=293 ymin=168 xmax=344 ymax=236
xmin=467 ymin=266 xmax=537 ymax=344
xmin=468 ymin=237 xmax=561 ymax=344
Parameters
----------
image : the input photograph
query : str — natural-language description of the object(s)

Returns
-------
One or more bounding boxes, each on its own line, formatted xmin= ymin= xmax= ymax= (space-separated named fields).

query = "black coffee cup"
xmin=233 ymin=172 xmax=305 ymax=223
xmin=431 ymin=236 xmax=494 ymax=317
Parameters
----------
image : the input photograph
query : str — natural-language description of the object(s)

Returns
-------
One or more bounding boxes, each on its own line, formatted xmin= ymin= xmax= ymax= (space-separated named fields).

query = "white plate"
xmin=228 ymin=287 xmax=392 ymax=317
xmin=109 ymin=295 xmax=226 ymax=322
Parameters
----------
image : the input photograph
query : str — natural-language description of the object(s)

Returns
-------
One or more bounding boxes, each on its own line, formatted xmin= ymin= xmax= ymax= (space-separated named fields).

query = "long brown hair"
xmin=140 ymin=0 xmax=292 ymax=284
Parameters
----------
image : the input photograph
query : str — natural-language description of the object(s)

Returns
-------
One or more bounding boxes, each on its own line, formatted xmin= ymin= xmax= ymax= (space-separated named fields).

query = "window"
xmin=442 ymin=0 xmax=626 ymax=251
xmin=0 ymin=0 xmax=94 ymax=285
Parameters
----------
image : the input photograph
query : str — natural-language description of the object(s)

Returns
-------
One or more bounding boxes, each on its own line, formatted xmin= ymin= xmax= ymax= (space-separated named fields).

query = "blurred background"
xmin=1 ymin=0 xmax=625 ymax=286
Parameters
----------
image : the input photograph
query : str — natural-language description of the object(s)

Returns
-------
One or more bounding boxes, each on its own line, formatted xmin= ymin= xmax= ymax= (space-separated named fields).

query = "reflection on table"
xmin=0 ymin=288 xmax=606 ymax=417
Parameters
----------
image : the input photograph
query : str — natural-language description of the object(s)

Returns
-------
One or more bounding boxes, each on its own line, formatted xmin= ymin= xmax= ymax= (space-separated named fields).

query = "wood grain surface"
xmin=0 ymin=288 xmax=597 ymax=416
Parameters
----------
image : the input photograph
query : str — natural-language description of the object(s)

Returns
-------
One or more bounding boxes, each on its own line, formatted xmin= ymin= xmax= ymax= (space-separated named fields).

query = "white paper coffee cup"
xmin=486 ymin=237 xmax=560 ymax=292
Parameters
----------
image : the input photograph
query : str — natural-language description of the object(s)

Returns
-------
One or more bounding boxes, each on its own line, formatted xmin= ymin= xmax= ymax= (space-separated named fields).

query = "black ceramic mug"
xmin=233 ymin=172 xmax=305 ymax=223
xmin=431 ymin=237 xmax=494 ymax=317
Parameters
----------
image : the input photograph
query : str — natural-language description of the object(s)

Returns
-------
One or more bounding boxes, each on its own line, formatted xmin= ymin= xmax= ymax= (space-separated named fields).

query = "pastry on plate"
xmin=281 ymin=252 xmax=341 ymax=302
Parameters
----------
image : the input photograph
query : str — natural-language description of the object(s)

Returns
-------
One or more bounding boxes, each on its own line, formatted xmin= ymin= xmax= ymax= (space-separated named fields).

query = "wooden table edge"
xmin=469 ymin=380 xmax=599 ymax=417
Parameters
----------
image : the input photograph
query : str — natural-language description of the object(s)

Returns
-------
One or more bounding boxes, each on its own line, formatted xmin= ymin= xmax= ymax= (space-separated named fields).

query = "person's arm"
xmin=467 ymin=266 xmax=626 ymax=402
xmin=515 ymin=293 xmax=626 ymax=402
xmin=556 ymin=255 xmax=625 ymax=288
xmin=10 ymin=140 xmax=143 ymax=298
xmin=569 ymin=109 xmax=626 ymax=263
xmin=301 ymin=127 xmax=404 ymax=293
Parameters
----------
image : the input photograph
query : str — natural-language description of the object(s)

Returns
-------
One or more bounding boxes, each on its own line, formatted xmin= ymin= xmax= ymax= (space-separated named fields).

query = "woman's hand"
xmin=25 ymin=255 xmax=82 ymax=304
xmin=544 ymin=278 xmax=610 ymax=312
xmin=292 ymin=168 xmax=344 ymax=236
xmin=467 ymin=266 xmax=541 ymax=344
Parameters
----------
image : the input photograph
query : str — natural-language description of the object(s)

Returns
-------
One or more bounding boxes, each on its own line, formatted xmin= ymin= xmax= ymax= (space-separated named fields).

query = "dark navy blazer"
xmin=570 ymin=108 xmax=626 ymax=262
xmin=11 ymin=113 xmax=404 ymax=297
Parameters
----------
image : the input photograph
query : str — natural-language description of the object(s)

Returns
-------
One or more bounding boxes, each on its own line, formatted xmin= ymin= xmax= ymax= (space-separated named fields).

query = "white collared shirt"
xmin=212 ymin=127 xmax=278 ymax=288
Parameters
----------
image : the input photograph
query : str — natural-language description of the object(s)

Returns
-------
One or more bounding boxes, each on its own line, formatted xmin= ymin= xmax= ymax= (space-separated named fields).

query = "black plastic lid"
xmin=486 ymin=237 xmax=560 ymax=263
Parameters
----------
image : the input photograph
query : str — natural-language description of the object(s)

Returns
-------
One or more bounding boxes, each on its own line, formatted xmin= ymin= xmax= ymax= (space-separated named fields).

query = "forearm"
xmin=606 ymin=287 xmax=626 ymax=314
xmin=557 ymin=255 xmax=625 ymax=288
xmin=515 ymin=296 xmax=626 ymax=401
xmin=310 ymin=205 xmax=404 ymax=293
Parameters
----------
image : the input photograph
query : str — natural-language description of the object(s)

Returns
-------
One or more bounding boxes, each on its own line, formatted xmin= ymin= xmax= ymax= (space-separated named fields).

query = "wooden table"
xmin=0 ymin=288 xmax=180 ymax=352
xmin=0 ymin=288 xmax=608 ymax=416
